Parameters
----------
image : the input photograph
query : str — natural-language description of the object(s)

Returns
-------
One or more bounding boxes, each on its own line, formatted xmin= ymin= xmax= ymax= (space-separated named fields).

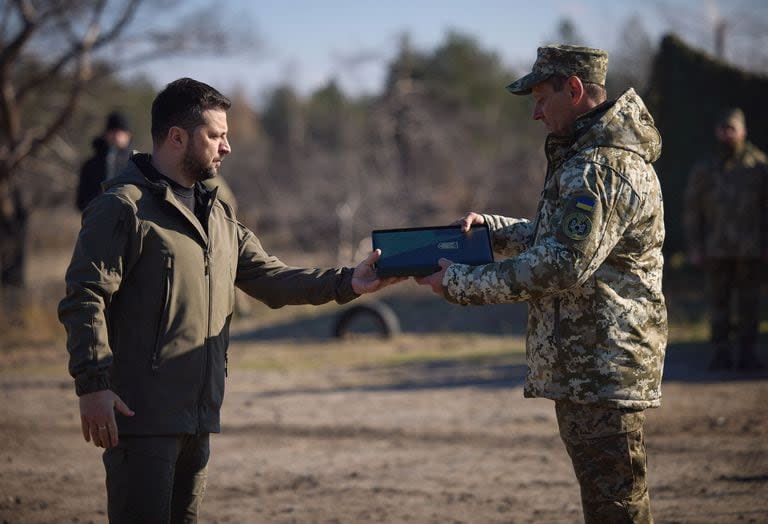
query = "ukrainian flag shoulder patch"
xmin=575 ymin=196 xmax=595 ymax=212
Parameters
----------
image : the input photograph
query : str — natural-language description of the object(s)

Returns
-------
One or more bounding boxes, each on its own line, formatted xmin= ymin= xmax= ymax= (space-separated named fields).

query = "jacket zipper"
xmin=151 ymin=256 xmax=173 ymax=372
xmin=532 ymin=165 xmax=555 ymax=244
xmin=531 ymin=137 xmax=553 ymax=245
xmin=195 ymin=192 xmax=218 ymax=433
xmin=203 ymin=192 xmax=227 ymax=377
xmin=541 ymin=136 xmax=568 ymax=357
xmin=196 ymin=248 xmax=212 ymax=434
xmin=533 ymin=138 xmax=559 ymax=244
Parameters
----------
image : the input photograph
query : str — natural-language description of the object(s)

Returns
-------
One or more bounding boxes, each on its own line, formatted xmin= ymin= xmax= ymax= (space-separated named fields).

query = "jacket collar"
xmin=544 ymin=88 xmax=662 ymax=167
xmin=104 ymin=153 xmax=216 ymax=246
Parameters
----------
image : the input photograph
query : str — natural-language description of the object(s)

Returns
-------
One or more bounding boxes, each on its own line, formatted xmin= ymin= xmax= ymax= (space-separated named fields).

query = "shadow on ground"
xmin=232 ymin=295 xmax=529 ymax=341
xmin=360 ymin=337 xmax=768 ymax=389
xmin=232 ymin=279 xmax=767 ymax=396
xmin=254 ymin=357 xmax=530 ymax=398
xmin=250 ymin=339 xmax=768 ymax=399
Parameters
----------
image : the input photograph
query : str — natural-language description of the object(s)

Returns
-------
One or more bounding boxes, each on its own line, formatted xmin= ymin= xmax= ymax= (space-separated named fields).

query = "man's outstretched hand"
xmin=351 ymin=249 xmax=405 ymax=294
xmin=79 ymin=389 xmax=134 ymax=448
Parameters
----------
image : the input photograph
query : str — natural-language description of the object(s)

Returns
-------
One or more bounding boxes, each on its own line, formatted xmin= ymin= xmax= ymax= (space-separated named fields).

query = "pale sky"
xmin=131 ymin=0 xmax=757 ymax=104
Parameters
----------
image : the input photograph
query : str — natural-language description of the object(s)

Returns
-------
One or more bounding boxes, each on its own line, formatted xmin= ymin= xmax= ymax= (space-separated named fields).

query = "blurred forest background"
xmin=1 ymin=0 xmax=767 ymax=346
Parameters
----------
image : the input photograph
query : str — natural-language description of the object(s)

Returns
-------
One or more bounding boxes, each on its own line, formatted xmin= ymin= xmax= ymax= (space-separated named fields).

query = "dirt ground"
xmin=1 ymin=314 xmax=767 ymax=524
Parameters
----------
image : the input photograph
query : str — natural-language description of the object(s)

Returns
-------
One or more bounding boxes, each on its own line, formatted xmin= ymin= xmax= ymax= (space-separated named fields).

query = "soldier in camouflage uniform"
xmin=683 ymin=108 xmax=767 ymax=370
xmin=416 ymin=45 xmax=666 ymax=523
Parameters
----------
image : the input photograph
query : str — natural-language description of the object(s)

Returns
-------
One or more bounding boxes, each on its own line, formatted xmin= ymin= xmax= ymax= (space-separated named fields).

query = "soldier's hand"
xmin=414 ymin=258 xmax=453 ymax=298
xmin=452 ymin=212 xmax=485 ymax=232
xmin=79 ymin=390 xmax=134 ymax=448
xmin=351 ymin=249 xmax=405 ymax=294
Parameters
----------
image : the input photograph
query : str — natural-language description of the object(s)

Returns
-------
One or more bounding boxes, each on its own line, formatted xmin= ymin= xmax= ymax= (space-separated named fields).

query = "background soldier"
xmin=417 ymin=45 xmax=666 ymax=523
xmin=684 ymin=108 xmax=767 ymax=370
xmin=76 ymin=111 xmax=133 ymax=212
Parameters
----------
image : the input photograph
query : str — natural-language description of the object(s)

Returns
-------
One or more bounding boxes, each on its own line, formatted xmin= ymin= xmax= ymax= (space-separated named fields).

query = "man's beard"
xmin=717 ymin=139 xmax=741 ymax=157
xmin=181 ymin=144 xmax=216 ymax=182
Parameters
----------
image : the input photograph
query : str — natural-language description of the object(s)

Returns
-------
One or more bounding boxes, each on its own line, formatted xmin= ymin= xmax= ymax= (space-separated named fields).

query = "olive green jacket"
xmin=444 ymin=89 xmax=667 ymax=409
xmin=59 ymin=156 xmax=358 ymax=435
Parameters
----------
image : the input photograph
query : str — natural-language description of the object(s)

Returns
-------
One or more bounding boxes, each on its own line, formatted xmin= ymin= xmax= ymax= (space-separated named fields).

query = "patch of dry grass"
xmin=229 ymin=334 xmax=526 ymax=373
xmin=0 ymin=297 xmax=65 ymax=350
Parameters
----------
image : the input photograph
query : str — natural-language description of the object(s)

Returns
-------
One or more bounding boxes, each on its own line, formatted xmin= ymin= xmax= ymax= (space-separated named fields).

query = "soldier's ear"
xmin=567 ymin=76 xmax=585 ymax=105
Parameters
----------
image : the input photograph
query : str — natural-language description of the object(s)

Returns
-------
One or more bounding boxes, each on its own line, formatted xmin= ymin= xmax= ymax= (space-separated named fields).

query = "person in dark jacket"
xmin=59 ymin=78 xmax=401 ymax=523
xmin=75 ymin=111 xmax=133 ymax=212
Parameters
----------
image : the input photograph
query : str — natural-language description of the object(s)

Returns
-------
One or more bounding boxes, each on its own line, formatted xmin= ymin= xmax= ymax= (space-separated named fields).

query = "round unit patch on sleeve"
xmin=563 ymin=212 xmax=592 ymax=240
xmin=555 ymin=194 xmax=599 ymax=249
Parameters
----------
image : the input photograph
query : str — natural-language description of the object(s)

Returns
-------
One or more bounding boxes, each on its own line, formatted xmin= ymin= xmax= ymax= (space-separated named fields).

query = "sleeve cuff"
xmin=482 ymin=214 xmax=500 ymax=232
xmin=442 ymin=264 xmax=469 ymax=305
xmin=337 ymin=267 xmax=360 ymax=304
xmin=74 ymin=370 xmax=111 ymax=397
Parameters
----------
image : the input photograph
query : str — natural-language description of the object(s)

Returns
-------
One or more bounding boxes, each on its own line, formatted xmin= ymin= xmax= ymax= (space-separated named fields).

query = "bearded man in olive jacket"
xmin=59 ymin=78 xmax=399 ymax=523
xmin=417 ymin=46 xmax=666 ymax=523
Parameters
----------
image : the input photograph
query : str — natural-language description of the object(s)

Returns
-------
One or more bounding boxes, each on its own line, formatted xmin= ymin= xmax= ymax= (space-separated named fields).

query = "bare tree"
xmin=0 ymin=0 xmax=253 ymax=290
xmin=609 ymin=14 xmax=656 ymax=95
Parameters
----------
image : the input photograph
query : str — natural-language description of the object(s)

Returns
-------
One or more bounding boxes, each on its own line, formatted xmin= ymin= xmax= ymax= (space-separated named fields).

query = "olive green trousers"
xmin=102 ymin=433 xmax=210 ymax=524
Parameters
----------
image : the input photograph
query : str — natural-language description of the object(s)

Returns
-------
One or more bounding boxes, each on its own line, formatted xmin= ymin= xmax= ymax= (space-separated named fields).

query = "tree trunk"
xmin=0 ymin=176 xmax=28 ymax=289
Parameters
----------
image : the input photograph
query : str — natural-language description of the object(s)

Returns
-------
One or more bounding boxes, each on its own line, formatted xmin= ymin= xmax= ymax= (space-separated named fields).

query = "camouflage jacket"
xmin=443 ymin=89 xmax=668 ymax=409
xmin=683 ymin=141 xmax=768 ymax=259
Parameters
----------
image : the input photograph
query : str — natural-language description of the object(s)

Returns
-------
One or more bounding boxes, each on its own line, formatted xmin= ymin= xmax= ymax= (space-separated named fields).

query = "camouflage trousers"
xmin=555 ymin=400 xmax=652 ymax=524
xmin=707 ymin=258 xmax=761 ymax=352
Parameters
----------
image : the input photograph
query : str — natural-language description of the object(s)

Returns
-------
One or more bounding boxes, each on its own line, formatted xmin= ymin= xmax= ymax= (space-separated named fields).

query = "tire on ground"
xmin=333 ymin=301 xmax=400 ymax=339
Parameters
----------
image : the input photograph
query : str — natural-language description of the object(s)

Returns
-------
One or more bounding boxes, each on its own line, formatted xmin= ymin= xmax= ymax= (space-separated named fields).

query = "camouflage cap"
xmin=506 ymin=45 xmax=609 ymax=95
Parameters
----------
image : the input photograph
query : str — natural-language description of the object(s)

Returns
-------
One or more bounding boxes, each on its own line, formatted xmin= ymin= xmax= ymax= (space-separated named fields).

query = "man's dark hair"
xmin=151 ymin=77 xmax=231 ymax=144
xmin=546 ymin=75 xmax=607 ymax=103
